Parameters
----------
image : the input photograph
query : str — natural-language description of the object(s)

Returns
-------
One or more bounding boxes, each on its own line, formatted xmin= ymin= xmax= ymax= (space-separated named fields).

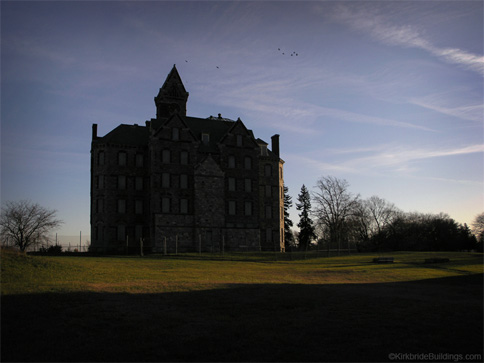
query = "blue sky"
xmin=1 ymin=1 xmax=483 ymax=238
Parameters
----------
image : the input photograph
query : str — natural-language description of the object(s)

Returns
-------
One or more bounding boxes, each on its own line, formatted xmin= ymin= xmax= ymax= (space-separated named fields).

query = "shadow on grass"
xmin=2 ymin=274 xmax=483 ymax=362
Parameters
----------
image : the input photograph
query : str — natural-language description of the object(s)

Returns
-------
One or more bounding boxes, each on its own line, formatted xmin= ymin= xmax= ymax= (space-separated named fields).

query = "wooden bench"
xmin=372 ymin=257 xmax=394 ymax=263
xmin=424 ymin=258 xmax=450 ymax=264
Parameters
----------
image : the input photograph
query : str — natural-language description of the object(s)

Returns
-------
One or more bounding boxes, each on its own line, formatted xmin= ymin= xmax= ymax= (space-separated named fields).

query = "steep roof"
xmin=161 ymin=64 xmax=187 ymax=95
xmin=94 ymin=114 xmax=263 ymax=154
xmin=95 ymin=124 xmax=149 ymax=147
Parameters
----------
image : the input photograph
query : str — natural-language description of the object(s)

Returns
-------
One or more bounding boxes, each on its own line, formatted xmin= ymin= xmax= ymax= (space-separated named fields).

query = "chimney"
xmin=92 ymin=124 xmax=98 ymax=140
xmin=271 ymin=134 xmax=280 ymax=157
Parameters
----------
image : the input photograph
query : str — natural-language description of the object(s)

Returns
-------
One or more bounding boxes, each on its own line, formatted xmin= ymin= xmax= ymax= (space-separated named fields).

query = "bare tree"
xmin=471 ymin=212 xmax=484 ymax=243
xmin=0 ymin=200 xmax=63 ymax=252
xmin=312 ymin=176 xmax=359 ymax=253
xmin=365 ymin=196 xmax=400 ymax=236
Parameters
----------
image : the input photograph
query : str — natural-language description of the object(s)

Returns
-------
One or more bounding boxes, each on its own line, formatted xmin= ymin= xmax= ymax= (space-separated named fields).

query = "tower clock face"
xmin=168 ymin=103 xmax=180 ymax=114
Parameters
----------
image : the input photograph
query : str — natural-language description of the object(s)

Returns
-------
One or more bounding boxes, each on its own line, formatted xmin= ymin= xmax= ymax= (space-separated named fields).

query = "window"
xmin=118 ymin=152 xmax=127 ymax=166
xmin=244 ymin=156 xmax=252 ymax=170
xmin=245 ymin=202 xmax=252 ymax=216
xmin=236 ymin=134 xmax=243 ymax=147
xmin=135 ymin=200 xmax=143 ymax=214
xmin=117 ymin=225 xmax=126 ymax=242
xmin=135 ymin=225 xmax=143 ymax=241
xmin=162 ymin=149 xmax=171 ymax=164
xmin=136 ymin=154 xmax=144 ymax=167
xmin=265 ymin=205 xmax=272 ymax=219
xmin=228 ymin=155 xmax=236 ymax=168
xmin=228 ymin=178 xmax=236 ymax=191
xmin=202 ymin=133 xmax=210 ymax=144
xmin=135 ymin=177 xmax=143 ymax=191
xmin=265 ymin=185 xmax=271 ymax=197
xmin=172 ymin=127 xmax=180 ymax=141
xmin=265 ymin=164 xmax=272 ymax=177
xmin=118 ymin=199 xmax=126 ymax=214
xmin=96 ymin=175 xmax=104 ymax=189
xmin=96 ymin=225 xmax=104 ymax=241
xmin=98 ymin=151 xmax=105 ymax=165
xmin=228 ymin=201 xmax=236 ymax=215
xmin=162 ymin=173 xmax=170 ymax=188
xmin=180 ymin=174 xmax=188 ymax=189
xmin=162 ymin=198 xmax=170 ymax=213
xmin=244 ymin=179 xmax=252 ymax=192
xmin=180 ymin=151 xmax=188 ymax=165
xmin=96 ymin=199 xmax=104 ymax=213
xmin=180 ymin=199 xmax=188 ymax=214
xmin=118 ymin=175 xmax=126 ymax=190
xmin=266 ymin=228 xmax=272 ymax=244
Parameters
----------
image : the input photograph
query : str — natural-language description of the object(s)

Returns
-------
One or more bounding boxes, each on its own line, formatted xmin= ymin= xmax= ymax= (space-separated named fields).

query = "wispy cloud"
xmin=196 ymin=69 xmax=435 ymax=134
xmin=293 ymin=144 xmax=484 ymax=177
xmin=329 ymin=5 xmax=484 ymax=76
xmin=409 ymin=98 xmax=483 ymax=123
xmin=344 ymin=144 xmax=484 ymax=170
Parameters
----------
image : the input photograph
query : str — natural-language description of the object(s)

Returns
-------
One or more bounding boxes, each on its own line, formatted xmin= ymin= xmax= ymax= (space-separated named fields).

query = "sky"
xmin=1 ymin=0 xmax=483 ymax=239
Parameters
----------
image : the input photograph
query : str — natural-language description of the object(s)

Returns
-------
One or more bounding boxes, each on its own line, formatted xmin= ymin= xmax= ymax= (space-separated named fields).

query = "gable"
xmin=219 ymin=119 xmax=259 ymax=148
xmin=194 ymin=155 xmax=224 ymax=177
xmin=152 ymin=114 xmax=197 ymax=142
xmin=185 ymin=116 xmax=234 ymax=152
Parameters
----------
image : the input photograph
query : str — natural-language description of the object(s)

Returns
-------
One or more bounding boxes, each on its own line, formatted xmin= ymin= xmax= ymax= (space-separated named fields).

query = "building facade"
xmin=90 ymin=65 xmax=284 ymax=253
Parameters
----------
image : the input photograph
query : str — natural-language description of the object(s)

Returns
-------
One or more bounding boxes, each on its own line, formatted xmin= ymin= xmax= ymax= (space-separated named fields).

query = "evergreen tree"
xmin=283 ymin=185 xmax=295 ymax=250
xmin=296 ymin=185 xmax=316 ymax=251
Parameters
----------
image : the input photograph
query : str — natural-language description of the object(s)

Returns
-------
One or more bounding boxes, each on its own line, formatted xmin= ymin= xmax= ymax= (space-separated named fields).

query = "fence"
xmin=1 ymin=234 xmax=91 ymax=253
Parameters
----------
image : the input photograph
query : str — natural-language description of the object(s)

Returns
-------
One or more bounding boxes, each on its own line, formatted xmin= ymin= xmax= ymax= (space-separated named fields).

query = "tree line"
xmin=285 ymin=176 xmax=483 ymax=253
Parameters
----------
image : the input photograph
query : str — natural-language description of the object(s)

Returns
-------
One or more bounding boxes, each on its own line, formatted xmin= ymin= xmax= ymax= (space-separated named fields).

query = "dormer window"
xmin=236 ymin=134 xmax=243 ymax=147
xmin=202 ymin=133 xmax=210 ymax=145
xmin=260 ymin=145 xmax=268 ymax=156
xmin=172 ymin=127 xmax=180 ymax=141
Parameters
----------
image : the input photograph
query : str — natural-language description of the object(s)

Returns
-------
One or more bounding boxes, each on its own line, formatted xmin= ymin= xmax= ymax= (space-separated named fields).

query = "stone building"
xmin=90 ymin=65 xmax=284 ymax=253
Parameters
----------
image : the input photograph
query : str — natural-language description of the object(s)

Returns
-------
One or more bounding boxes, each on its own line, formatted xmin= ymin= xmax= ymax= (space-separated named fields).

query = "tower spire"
xmin=154 ymin=65 xmax=189 ymax=119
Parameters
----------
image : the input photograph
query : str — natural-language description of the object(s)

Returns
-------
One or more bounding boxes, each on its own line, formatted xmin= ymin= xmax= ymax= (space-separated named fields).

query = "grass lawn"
xmin=1 ymin=249 xmax=483 ymax=362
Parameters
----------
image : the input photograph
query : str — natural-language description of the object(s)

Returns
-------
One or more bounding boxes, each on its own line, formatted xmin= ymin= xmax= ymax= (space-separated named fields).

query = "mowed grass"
xmin=1 ymin=249 xmax=483 ymax=362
